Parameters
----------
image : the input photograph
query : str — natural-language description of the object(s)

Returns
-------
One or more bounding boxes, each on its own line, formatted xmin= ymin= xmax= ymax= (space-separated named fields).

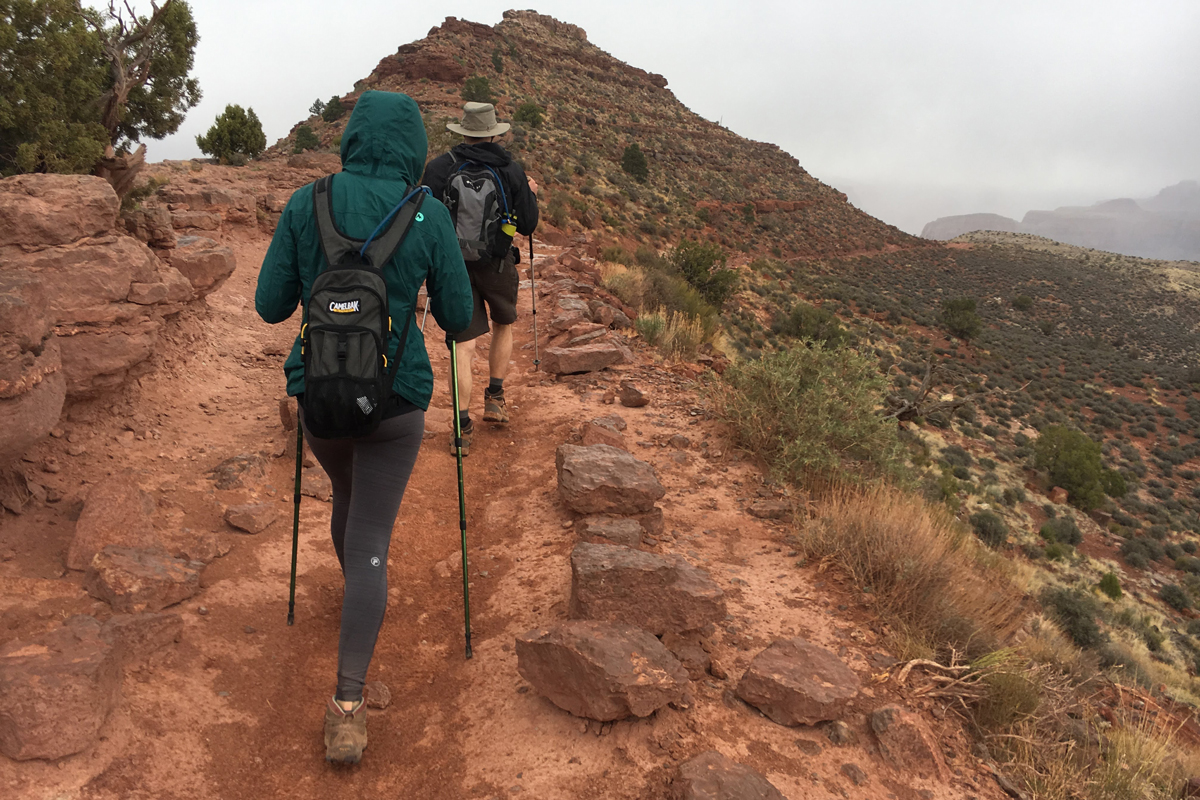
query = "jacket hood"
xmin=452 ymin=142 xmax=512 ymax=168
xmin=340 ymin=91 xmax=427 ymax=184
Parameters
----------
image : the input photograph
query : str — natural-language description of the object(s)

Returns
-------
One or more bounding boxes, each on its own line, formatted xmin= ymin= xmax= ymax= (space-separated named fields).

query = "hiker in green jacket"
xmin=255 ymin=90 xmax=472 ymax=765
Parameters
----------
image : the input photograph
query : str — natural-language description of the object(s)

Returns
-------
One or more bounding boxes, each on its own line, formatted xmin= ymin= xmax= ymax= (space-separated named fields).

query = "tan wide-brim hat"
xmin=446 ymin=102 xmax=511 ymax=138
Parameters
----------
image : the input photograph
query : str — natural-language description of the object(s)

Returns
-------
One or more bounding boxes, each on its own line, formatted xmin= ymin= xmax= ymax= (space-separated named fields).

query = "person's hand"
xmin=527 ymin=177 xmax=539 ymax=195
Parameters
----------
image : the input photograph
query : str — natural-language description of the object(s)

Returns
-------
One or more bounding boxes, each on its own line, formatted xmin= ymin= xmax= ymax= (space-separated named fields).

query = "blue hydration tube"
xmin=360 ymin=186 xmax=431 ymax=256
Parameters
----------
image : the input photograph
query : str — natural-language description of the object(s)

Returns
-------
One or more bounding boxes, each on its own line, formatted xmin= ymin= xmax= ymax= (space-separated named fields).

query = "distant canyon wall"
xmin=921 ymin=181 xmax=1200 ymax=261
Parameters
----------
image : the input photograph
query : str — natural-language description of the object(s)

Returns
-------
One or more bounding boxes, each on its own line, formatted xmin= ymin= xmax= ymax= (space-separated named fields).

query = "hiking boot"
xmin=449 ymin=418 xmax=473 ymax=457
xmin=324 ymin=697 xmax=367 ymax=764
xmin=482 ymin=391 xmax=510 ymax=423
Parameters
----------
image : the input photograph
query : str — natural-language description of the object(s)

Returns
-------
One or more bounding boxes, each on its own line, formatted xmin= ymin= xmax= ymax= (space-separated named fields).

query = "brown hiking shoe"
xmin=482 ymin=392 xmax=510 ymax=423
xmin=324 ymin=697 xmax=367 ymax=764
xmin=449 ymin=418 xmax=473 ymax=457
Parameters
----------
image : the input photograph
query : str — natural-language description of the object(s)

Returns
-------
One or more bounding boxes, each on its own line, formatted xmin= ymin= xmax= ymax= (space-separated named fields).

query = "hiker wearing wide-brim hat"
xmin=445 ymin=102 xmax=512 ymax=138
xmin=422 ymin=102 xmax=539 ymax=455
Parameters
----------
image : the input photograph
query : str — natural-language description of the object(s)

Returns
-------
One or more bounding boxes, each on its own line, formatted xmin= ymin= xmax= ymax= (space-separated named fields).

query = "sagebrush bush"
xmin=1041 ymin=587 xmax=1104 ymax=648
xmin=1161 ymin=584 xmax=1192 ymax=611
xmin=1040 ymin=516 xmax=1083 ymax=546
xmin=713 ymin=344 xmax=904 ymax=487
xmin=773 ymin=302 xmax=849 ymax=347
xmin=971 ymin=511 xmax=1009 ymax=548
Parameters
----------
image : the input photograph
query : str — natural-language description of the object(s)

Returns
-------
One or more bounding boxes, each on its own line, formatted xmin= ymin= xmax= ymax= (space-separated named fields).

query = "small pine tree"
xmin=1034 ymin=425 xmax=1108 ymax=510
xmin=195 ymin=104 xmax=266 ymax=164
xmin=461 ymin=77 xmax=495 ymax=104
xmin=941 ymin=297 xmax=983 ymax=340
xmin=309 ymin=98 xmax=325 ymax=116
xmin=293 ymin=125 xmax=320 ymax=153
xmin=1098 ymin=572 xmax=1122 ymax=600
xmin=622 ymin=143 xmax=648 ymax=182
xmin=322 ymin=96 xmax=345 ymax=123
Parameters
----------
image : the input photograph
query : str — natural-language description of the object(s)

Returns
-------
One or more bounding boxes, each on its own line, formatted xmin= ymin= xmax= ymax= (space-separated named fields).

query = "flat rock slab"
xmin=516 ymin=620 xmax=688 ymax=721
xmin=570 ymin=542 xmax=726 ymax=636
xmin=581 ymin=419 xmax=627 ymax=451
xmin=542 ymin=341 xmax=629 ymax=374
xmin=0 ymin=616 xmax=120 ymax=760
xmin=869 ymin=706 xmax=948 ymax=781
xmin=224 ymin=502 xmax=279 ymax=534
xmin=747 ymin=499 xmax=792 ymax=521
xmin=67 ymin=475 xmax=156 ymax=570
xmin=557 ymin=444 xmax=665 ymax=515
xmin=575 ymin=516 xmax=643 ymax=547
xmin=671 ymin=750 xmax=787 ymax=800
xmin=168 ymin=235 xmax=235 ymax=297
xmin=85 ymin=546 xmax=201 ymax=613
xmin=101 ymin=612 xmax=183 ymax=668
xmin=736 ymin=638 xmax=861 ymax=726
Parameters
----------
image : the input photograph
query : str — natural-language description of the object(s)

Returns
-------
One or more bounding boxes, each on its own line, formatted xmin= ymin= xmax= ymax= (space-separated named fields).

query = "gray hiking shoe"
xmin=324 ymin=696 xmax=367 ymax=764
xmin=482 ymin=392 xmax=510 ymax=423
xmin=449 ymin=418 xmax=473 ymax=457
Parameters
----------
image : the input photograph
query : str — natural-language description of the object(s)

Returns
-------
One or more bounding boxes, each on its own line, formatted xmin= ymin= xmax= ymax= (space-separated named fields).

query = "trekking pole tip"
xmin=287 ymin=610 xmax=294 ymax=626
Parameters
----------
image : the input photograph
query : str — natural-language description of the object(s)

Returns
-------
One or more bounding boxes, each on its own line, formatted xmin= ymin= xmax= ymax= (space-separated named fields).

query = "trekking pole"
xmin=288 ymin=420 xmax=303 ymax=625
xmin=529 ymin=235 xmax=540 ymax=371
xmin=420 ymin=287 xmax=430 ymax=334
xmin=448 ymin=339 xmax=472 ymax=659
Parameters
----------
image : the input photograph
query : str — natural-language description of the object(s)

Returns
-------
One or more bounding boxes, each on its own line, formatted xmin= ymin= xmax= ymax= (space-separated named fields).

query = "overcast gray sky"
xmin=144 ymin=0 xmax=1200 ymax=234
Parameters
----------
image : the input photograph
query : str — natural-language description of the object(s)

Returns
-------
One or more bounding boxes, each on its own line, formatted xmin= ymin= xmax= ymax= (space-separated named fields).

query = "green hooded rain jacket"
xmin=255 ymin=90 xmax=473 ymax=410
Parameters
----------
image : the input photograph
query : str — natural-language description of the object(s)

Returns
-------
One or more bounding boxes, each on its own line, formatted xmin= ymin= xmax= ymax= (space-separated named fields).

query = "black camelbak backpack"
xmin=442 ymin=154 xmax=516 ymax=264
xmin=300 ymin=175 xmax=425 ymax=439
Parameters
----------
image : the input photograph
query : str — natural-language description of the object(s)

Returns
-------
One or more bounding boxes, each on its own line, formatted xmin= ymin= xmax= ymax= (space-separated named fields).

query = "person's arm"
xmin=510 ymin=166 xmax=540 ymax=236
xmin=255 ymin=200 xmax=303 ymax=324
xmin=422 ymin=204 xmax=473 ymax=335
xmin=421 ymin=154 xmax=450 ymax=199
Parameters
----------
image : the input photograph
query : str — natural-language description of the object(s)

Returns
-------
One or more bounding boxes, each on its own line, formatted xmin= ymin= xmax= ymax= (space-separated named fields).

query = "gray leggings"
xmin=299 ymin=408 xmax=425 ymax=702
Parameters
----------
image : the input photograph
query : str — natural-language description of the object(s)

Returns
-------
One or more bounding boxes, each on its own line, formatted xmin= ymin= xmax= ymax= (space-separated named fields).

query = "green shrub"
xmin=1187 ymin=619 xmax=1200 ymax=637
xmin=970 ymin=511 xmax=1008 ymax=548
xmin=713 ymin=344 xmax=903 ymax=488
xmin=321 ymin=95 xmax=345 ymax=123
xmin=1101 ymin=468 xmax=1128 ymax=498
xmin=293 ymin=124 xmax=319 ymax=153
xmin=1039 ymin=517 xmax=1082 ymax=546
xmin=941 ymin=297 xmax=983 ymax=340
xmin=774 ymin=302 xmax=849 ymax=347
xmin=1011 ymin=294 xmax=1034 ymax=311
xmin=461 ymin=76 xmax=494 ymax=103
xmin=513 ymin=102 xmax=543 ymax=128
xmin=195 ymin=104 xmax=266 ymax=163
xmin=1034 ymin=426 xmax=1108 ymax=510
xmin=942 ymin=444 xmax=973 ymax=468
xmin=491 ymin=46 xmax=503 ymax=72
xmin=1041 ymin=587 xmax=1104 ymax=648
xmin=1161 ymin=584 xmax=1191 ymax=611
xmin=1098 ymin=572 xmax=1122 ymax=600
xmin=668 ymin=239 xmax=738 ymax=306
xmin=1044 ymin=541 xmax=1069 ymax=561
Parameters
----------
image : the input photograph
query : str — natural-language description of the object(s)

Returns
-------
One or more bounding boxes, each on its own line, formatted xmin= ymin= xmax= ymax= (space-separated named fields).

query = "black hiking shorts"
xmin=452 ymin=255 xmax=519 ymax=343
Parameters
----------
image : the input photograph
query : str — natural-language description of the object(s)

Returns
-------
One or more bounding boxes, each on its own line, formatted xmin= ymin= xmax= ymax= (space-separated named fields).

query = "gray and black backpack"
xmin=442 ymin=154 xmax=515 ymax=263
xmin=300 ymin=175 xmax=425 ymax=439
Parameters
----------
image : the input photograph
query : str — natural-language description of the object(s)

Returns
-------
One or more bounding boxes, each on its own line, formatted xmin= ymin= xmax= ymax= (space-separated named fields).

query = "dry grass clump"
xmin=633 ymin=308 xmax=709 ymax=360
xmin=802 ymin=485 xmax=1027 ymax=657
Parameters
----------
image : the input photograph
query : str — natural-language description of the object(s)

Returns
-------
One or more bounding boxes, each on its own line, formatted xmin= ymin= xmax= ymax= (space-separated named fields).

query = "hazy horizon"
xmin=122 ymin=0 xmax=1200 ymax=235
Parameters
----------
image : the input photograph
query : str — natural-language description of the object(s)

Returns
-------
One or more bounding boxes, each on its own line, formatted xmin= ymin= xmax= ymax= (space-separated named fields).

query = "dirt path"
xmin=1 ymin=226 xmax=1007 ymax=800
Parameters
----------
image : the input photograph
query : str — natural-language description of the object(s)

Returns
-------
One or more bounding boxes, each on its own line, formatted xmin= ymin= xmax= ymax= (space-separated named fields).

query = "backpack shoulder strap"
xmin=312 ymin=175 xmax=362 ymax=269
xmin=362 ymin=189 xmax=425 ymax=269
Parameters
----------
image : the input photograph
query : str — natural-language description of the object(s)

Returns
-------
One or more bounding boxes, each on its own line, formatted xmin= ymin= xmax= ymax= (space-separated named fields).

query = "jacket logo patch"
xmin=329 ymin=300 xmax=361 ymax=313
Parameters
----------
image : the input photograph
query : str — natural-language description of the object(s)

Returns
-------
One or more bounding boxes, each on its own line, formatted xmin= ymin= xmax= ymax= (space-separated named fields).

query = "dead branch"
xmin=883 ymin=355 xmax=1029 ymax=422
xmin=896 ymin=658 xmax=971 ymax=685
